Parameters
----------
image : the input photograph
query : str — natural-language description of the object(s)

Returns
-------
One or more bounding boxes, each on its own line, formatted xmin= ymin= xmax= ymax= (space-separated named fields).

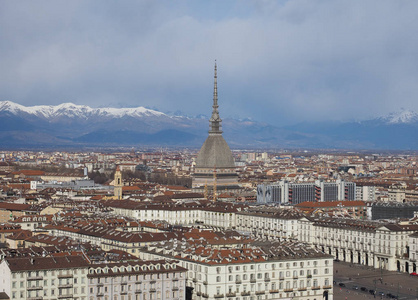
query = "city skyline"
xmin=1 ymin=1 xmax=418 ymax=126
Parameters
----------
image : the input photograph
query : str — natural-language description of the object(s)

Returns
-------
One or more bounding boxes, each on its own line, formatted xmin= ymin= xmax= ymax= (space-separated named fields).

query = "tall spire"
xmin=209 ymin=60 xmax=222 ymax=134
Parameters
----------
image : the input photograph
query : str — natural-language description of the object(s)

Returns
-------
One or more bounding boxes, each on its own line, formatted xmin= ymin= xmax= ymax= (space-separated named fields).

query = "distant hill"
xmin=0 ymin=101 xmax=417 ymax=149
xmin=284 ymin=110 xmax=418 ymax=150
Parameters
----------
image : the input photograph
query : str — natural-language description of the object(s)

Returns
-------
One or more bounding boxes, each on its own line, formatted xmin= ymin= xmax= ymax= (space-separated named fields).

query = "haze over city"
xmin=1 ymin=0 xmax=418 ymax=126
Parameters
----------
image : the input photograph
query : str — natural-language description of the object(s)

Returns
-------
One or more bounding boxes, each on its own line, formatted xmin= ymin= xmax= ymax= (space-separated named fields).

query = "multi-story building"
xmin=0 ymin=255 xmax=187 ymax=300
xmin=355 ymin=185 xmax=376 ymax=201
xmin=138 ymin=241 xmax=333 ymax=300
xmin=388 ymin=187 xmax=406 ymax=202
xmin=0 ymin=224 xmax=21 ymax=243
xmin=87 ymin=260 xmax=186 ymax=300
xmin=0 ymin=203 xmax=31 ymax=223
xmin=235 ymin=208 xmax=302 ymax=240
xmin=298 ymin=216 xmax=418 ymax=272
xmin=257 ymin=179 xmax=356 ymax=205
xmin=101 ymin=200 xmax=240 ymax=229
xmin=409 ymin=232 xmax=418 ymax=273
xmin=0 ymin=255 xmax=90 ymax=300
xmin=10 ymin=215 xmax=54 ymax=231
xmin=370 ymin=202 xmax=418 ymax=220
xmin=45 ymin=223 xmax=181 ymax=256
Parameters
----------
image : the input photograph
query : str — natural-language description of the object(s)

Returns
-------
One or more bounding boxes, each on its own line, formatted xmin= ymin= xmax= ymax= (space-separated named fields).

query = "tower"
xmin=114 ymin=166 xmax=123 ymax=200
xmin=192 ymin=62 xmax=240 ymax=193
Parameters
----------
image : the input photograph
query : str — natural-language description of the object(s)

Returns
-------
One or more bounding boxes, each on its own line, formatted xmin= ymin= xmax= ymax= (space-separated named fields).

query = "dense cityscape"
xmin=2 ymin=2 xmax=418 ymax=299
xmin=1 ymin=70 xmax=418 ymax=299
xmin=1 ymin=144 xmax=418 ymax=300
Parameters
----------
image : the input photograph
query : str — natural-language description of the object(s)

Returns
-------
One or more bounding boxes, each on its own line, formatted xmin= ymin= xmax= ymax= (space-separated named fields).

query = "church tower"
xmin=114 ymin=166 xmax=123 ymax=200
xmin=192 ymin=62 xmax=240 ymax=193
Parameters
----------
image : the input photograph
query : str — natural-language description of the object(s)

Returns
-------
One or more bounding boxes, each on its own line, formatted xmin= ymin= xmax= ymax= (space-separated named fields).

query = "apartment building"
xmin=138 ymin=240 xmax=333 ymax=300
xmin=409 ymin=232 xmax=418 ymax=273
xmin=101 ymin=200 xmax=241 ymax=229
xmin=355 ymin=185 xmax=376 ymax=201
xmin=45 ymin=223 xmax=181 ymax=256
xmin=298 ymin=217 xmax=418 ymax=273
xmin=0 ymin=255 xmax=187 ymax=300
xmin=0 ymin=255 xmax=90 ymax=300
xmin=235 ymin=208 xmax=302 ymax=240
xmin=87 ymin=260 xmax=186 ymax=300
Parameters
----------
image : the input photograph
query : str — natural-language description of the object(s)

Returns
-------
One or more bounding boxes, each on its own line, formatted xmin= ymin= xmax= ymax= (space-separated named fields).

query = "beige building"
xmin=0 ymin=255 xmax=90 ymax=300
xmin=138 ymin=240 xmax=333 ymax=300
xmin=298 ymin=216 xmax=418 ymax=273
xmin=87 ymin=260 xmax=186 ymax=300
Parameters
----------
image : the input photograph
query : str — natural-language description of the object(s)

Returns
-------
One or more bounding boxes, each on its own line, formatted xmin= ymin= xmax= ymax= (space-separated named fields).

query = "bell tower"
xmin=114 ymin=166 xmax=123 ymax=200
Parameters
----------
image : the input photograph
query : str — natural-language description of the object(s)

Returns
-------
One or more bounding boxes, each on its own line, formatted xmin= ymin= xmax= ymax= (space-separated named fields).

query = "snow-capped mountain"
xmin=377 ymin=109 xmax=418 ymax=124
xmin=0 ymin=100 xmax=288 ymax=148
xmin=0 ymin=100 xmax=166 ymax=120
xmin=0 ymin=101 xmax=417 ymax=149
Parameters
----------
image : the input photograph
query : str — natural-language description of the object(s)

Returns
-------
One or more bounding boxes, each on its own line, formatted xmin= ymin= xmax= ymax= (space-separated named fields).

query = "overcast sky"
xmin=1 ymin=0 xmax=418 ymax=126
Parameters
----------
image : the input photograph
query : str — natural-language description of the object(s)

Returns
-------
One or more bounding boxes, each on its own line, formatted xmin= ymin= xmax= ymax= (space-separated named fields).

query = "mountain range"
xmin=0 ymin=101 xmax=417 ymax=150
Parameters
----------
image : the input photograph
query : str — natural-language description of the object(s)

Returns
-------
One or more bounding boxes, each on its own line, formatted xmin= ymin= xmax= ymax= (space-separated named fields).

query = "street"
xmin=333 ymin=261 xmax=418 ymax=300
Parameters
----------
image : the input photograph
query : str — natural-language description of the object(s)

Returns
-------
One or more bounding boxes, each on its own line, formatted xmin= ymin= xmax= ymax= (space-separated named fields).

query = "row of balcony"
xmin=316 ymin=236 xmax=372 ymax=245
xmin=27 ymin=286 xmax=43 ymax=291
xmin=195 ymin=285 xmax=332 ymax=299
xmin=57 ymin=295 xmax=73 ymax=299
xmin=27 ymin=276 xmax=43 ymax=281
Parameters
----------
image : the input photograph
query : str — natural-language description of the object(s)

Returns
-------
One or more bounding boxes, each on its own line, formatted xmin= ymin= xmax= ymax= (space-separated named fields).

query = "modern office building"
xmin=257 ymin=179 xmax=356 ymax=205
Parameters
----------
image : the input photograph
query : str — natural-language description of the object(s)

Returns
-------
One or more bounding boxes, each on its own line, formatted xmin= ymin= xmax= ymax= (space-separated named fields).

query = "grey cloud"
xmin=1 ymin=0 xmax=418 ymax=125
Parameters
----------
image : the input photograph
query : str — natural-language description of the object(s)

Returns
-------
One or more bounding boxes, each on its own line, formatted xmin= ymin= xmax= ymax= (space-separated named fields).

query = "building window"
xmin=299 ymin=280 xmax=304 ymax=288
